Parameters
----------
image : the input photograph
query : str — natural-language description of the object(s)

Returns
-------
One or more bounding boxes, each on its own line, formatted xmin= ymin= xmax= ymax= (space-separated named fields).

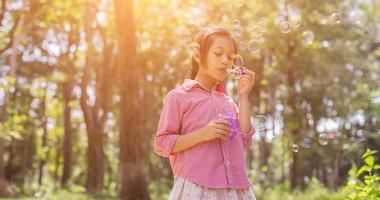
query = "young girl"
xmin=154 ymin=26 xmax=257 ymax=200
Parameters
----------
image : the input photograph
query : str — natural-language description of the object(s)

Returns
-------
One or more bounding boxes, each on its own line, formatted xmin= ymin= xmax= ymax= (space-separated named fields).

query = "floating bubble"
xmin=348 ymin=10 xmax=361 ymax=25
xmin=322 ymin=40 xmax=330 ymax=48
xmin=252 ymin=25 xmax=265 ymax=38
xmin=291 ymin=18 xmax=302 ymax=28
xmin=247 ymin=39 xmax=260 ymax=53
xmin=257 ymin=21 xmax=267 ymax=32
xmin=292 ymin=144 xmax=299 ymax=152
xmin=254 ymin=115 xmax=267 ymax=131
xmin=232 ymin=54 xmax=243 ymax=68
xmin=231 ymin=25 xmax=244 ymax=37
xmin=302 ymin=31 xmax=315 ymax=45
xmin=330 ymin=13 xmax=341 ymax=24
xmin=303 ymin=138 xmax=312 ymax=148
xmin=355 ymin=130 xmax=365 ymax=142
xmin=280 ymin=21 xmax=291 ymax=33
xmin=318 ymin=133 xmax=329 ymax=145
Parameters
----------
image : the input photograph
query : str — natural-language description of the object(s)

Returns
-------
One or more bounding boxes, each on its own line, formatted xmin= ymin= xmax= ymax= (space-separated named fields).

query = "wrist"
xmin=238 ymin=94 xmax=249 ymax=101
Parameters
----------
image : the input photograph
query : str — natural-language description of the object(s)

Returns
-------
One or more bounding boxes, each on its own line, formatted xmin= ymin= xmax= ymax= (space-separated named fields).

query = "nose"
xmin=221 ymin=55 xmax=230 ymax=66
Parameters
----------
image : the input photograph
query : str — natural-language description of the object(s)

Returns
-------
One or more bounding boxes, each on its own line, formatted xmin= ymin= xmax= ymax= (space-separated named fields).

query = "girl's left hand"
xmin=237 ymin=67 xmax=256 ymax=97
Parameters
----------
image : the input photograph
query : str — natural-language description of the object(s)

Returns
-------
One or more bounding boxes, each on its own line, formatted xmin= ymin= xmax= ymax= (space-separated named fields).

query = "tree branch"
xmin=0 ymin=13 xmax=20 ymax=54
xmin=0 ymin=0 xmax=6 ymax=24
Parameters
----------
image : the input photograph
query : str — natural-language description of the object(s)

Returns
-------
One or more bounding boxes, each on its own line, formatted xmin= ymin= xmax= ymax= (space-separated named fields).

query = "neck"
xmin=194 ymin=72 xmax=217 ymax=91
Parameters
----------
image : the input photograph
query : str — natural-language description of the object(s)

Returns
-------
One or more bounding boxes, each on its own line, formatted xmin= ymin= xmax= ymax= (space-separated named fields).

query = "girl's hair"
xmin=190 ymin=26 xmax=237 ymax=79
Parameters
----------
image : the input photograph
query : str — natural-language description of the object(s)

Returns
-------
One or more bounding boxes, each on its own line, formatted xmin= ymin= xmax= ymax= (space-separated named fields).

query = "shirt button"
xmin=226 ymin=161 xmax=230 ymax=165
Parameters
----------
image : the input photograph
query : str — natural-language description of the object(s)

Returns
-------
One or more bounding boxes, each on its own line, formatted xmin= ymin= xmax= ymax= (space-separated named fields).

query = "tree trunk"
xmin=0 ymin=139 xmax=4 ymax=181
xmin=61 ymin=81 xmax=74 ymax=187
xmin=85 ymin=127 xmax=104 ymax=192
xmin=290 ymin=144 xmax=298 ymax=189
xmin=114 ymin=0 xmax=149 ymax=199
xmin=54 ymin=137 xmax=62 ymax=184
xmin=81 ymin=2 xmax=108 ymax=192
xmin=38 ymin=87 xmax=48 ymax=186
xmin=0 ymin=14 xmax=21 ymax=196
xmin=332 ymin=147 xmax=341 ymax=188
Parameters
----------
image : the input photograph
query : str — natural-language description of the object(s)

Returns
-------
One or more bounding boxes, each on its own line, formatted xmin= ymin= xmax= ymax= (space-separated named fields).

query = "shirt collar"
xmin=181 ymin=79 xmax=227 ymax=94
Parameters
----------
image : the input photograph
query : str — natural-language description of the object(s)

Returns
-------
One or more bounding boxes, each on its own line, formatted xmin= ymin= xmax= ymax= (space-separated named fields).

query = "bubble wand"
xmin=226 ymin=54 xmax=246 ymax=79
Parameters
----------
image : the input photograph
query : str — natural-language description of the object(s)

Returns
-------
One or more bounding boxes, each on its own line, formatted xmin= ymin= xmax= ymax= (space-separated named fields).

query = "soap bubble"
xmin=303 ymin=138 xmax=312 ymax=148
xmin=302 ymin=31 xmax=315 ymax=45
xmin=257 ymin=21 xmax=267 ymax=32
xmin=291 ymin=18 xmax=302 ymax=28
xmin=247 ymin=39 xmax=260 ymax=53
xmin=232 ymin=24 xmax=244 ymax=38
xmin=232 ymin=54 xmax=243 ymax=68
xmin=252 ymin=25 xmax=265 ymax=38
xmin=348 ymin=10 xmax=361 ymax=25
xmin=254 ymin=115 xmax=267 ymax=131
xmin=355 ymin=130 xmax=365 ymax=142
xmin=330 ymin=13 xmax=341 ymax=24
xmin=318 ymin=133 xmax=328 ymax=145
xmin=280 ymin=21 xmax=291 ymax=33
xmin=292 ymin=144 xmax=299 ymax=152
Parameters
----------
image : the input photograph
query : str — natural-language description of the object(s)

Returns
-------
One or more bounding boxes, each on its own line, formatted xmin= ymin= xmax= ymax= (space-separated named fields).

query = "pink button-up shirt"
xmin=154 ymin=79 xmax=255 ymax=189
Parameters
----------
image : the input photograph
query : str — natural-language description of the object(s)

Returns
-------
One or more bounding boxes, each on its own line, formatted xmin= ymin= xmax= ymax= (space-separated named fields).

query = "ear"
xmin=191 ymin=42 xmax=201 ymax=63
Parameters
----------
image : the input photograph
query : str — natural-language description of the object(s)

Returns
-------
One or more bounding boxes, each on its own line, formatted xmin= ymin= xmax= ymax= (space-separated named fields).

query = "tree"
xmin=114 ymin=0 xmax=149 ymax=199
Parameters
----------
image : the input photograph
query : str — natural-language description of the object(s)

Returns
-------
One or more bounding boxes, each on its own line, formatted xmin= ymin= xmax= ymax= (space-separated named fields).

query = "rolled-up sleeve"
xmin=240 ymin=127 xmax=255 ymax=148
xmin=231 ymin=100 xmax=256 ymax=148
xmin=154 ymin=92 xmax=182 ymax=158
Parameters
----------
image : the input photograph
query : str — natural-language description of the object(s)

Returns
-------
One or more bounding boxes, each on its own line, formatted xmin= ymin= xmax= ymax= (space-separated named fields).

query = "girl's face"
xmin=200 ymin=36 xmax=235 ymax=82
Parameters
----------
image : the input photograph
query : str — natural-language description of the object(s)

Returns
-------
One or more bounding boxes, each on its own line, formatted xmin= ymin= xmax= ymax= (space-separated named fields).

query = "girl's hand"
xmin=201 ymin=119 xmax=232 ymax=141
xmin=237 ymin=67 xmax=256 ymax=97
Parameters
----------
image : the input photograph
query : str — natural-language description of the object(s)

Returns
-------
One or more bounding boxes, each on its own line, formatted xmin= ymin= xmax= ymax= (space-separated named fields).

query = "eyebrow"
xmin=214 ymin=47 xmax=234 ymax=54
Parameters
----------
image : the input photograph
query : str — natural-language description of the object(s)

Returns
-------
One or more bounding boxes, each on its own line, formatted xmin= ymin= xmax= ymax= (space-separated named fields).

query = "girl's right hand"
xmin=201 ymin=119 xmax=232 ymax=141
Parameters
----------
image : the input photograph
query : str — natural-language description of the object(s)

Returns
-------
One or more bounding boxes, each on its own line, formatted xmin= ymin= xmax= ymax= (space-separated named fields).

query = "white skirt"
xmin=168 ymin=178 xmax=257 ymax=200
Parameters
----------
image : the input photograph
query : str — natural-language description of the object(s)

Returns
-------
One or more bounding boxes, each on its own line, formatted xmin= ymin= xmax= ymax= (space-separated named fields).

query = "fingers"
xmin=213 ymin=123 xmax=232 ymax=133
xmin=238 ymin=74 xmax=254 ymax=82
xmin=241 ymin=68 xmax=256 ymax=80
xmin=210 ymin=119 xmax=232 ymax=139
xmin=242 ymin=67 xmax=256 ymax=76
xmin=215 ymin=129 xmax=231 ymax=139
xmin=213 ymin=119 xmax=230 ymax=126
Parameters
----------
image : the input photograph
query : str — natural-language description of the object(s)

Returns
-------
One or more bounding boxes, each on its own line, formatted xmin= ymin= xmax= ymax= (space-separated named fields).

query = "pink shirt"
xmin=154 ymin=79 xmax=255 ymax=189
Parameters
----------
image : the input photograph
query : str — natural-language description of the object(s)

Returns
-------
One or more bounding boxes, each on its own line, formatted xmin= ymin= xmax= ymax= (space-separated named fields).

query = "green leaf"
xmin=357 ymin=165 xmax=369 ymax=176
xmin=362 ymin=149 xmax=377 ymax=159
xmin=374 ymin=164 xmax=380 ymax=170
xmin=365 ymin=156 xmax=375 ymax=168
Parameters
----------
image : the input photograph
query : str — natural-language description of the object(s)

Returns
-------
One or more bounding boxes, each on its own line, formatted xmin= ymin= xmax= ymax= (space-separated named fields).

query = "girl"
xmin=154 ymin=26 xmax=257 ymax=200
